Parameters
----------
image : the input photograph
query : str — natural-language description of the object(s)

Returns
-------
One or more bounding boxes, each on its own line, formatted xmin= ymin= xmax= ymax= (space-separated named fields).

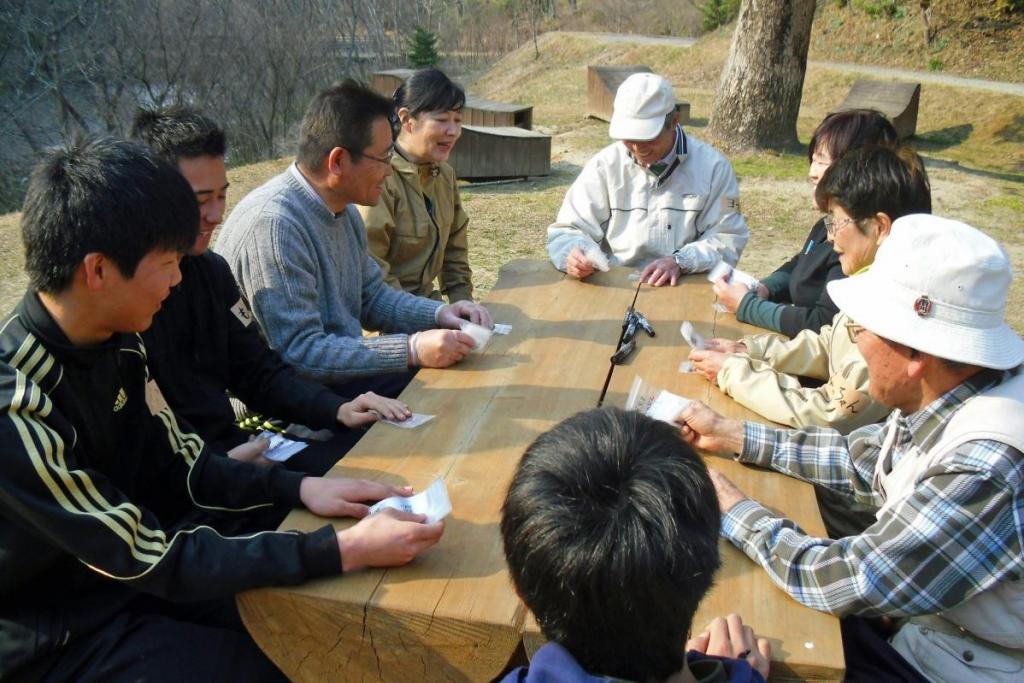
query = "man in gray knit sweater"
xmin=216 ymin=81 xmax=490 ymax=395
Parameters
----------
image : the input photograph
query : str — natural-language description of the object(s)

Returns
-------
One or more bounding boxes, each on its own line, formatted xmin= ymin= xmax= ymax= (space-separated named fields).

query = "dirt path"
xmin=554 ymin=32 xmax=1024 ymax=96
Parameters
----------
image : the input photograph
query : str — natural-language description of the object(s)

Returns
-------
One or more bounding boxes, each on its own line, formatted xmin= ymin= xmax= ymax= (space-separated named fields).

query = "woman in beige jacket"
xmin=359 ymin=68 xmax=474 ymax=303
xmin=689 ymin=145 xmax=932 ymax=435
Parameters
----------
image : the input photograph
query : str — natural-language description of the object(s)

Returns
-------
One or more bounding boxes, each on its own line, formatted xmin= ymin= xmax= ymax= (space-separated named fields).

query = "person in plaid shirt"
xmin=676 ymin=215 xmax=1024 ymax=683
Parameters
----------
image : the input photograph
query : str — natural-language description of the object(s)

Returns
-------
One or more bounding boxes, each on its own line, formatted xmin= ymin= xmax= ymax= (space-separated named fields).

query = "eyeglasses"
xmin=823 ymin=214 xmax=860 ymax=237
xmin=350 ymin=147 xmax=395 ymax=166
xmin=845 ymin=320 xmax=864 ymax=344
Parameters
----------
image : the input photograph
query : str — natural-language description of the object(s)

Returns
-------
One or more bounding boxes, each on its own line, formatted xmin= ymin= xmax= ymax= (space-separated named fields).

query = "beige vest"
xmin=874 ymin=370 xmax=1024 ymax=682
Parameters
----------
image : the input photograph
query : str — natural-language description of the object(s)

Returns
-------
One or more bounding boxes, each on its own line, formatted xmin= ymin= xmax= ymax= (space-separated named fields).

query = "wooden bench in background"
xmin=587 ymin=64 xmax=691 ymax=125
xmin=447 ymin=125 xmax=550 ymax=180
xmin=833 ymin=78 xmax=921 ymax=139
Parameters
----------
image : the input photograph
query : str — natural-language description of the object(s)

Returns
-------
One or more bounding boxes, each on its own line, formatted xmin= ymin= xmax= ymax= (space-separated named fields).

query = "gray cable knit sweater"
xmin=214 ymin=165 xmax=442 ymax=383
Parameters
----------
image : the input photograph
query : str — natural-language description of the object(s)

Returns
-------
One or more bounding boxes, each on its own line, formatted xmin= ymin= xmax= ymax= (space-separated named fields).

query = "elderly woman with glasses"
xmin=713 ymin=110 xmax=900 ymax=336
xmin=359 ymin=68 xmax=474 ymax=303
xmin=689 ymin=146 xmax=931 ymax=437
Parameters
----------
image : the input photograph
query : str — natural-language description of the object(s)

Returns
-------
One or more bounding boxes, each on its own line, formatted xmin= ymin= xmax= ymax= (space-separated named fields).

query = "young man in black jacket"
xmin=131 ymin=106 xmax=411 ymax=474
xmin=0 ymin=138 xmax=443 ymax=681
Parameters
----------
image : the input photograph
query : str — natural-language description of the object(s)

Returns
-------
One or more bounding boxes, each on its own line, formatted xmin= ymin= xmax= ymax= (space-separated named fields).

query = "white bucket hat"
xmin=609 ymin=73 xmax=676 ymax=141
xmin=827 ymin=214 xmax=1024 ymax=370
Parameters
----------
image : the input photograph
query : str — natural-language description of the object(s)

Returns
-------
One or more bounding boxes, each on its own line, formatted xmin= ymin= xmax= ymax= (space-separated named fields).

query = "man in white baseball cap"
xmin=675 ymin=215 xmax=1024 ymax=682
xmin=547 ymin=72 xmax=748 ymax=286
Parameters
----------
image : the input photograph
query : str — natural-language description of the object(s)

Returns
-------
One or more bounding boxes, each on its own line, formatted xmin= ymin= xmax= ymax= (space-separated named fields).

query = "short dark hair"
xmin=393 ymin=67 xmax=465 ymax=118
xmin=501 ymin=407 xmax=721 ymax=681
xmin=808 ymin=109 xmax=900 ymax=164
xmin=21 ymin=137 xmax=198 ymax=293
xmin=130 ymin=105 xmax=226 ymax=164
xmin=815 ymin=145 xmax=932 ymax=229
xmin=297 ymin=79 xmax=393 ymax=170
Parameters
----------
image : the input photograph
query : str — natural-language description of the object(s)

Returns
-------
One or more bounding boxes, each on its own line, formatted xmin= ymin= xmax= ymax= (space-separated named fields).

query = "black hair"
xmin=297 ymin=79 xmax=393 ymax=170
xmin=393 ymin=68 xmax=465 ymax=119
xmin=130 ymin=105 xmax=226 ymax=164
xmin=815 ymin=145 xmax=932 ymax=229
xmin=808 ymin=109 xmax=900 ymax=164
xmin=21 ymin=137 xmax=198 ymax=293
xmin=501 ymin=407 xmax=721 ymax=681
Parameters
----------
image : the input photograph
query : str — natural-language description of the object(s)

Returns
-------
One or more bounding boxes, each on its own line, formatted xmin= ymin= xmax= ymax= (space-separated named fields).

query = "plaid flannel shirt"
xmin=721 ymin=369 xmax=1024 ymax=618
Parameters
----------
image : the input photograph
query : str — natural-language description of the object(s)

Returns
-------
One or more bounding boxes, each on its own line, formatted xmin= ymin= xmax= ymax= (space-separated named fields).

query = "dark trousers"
xmin=842 ymin=616 xmax=929 ymax=682
xmin=26 ymin=596 xmax=286 ymax=683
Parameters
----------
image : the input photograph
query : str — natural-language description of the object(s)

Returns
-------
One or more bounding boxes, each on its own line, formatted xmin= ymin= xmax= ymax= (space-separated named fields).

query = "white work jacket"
xmin=546 ymin=128 xmax=749 ymax=273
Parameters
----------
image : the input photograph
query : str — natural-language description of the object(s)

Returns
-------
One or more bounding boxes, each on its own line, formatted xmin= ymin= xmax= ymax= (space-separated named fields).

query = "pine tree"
xmin=407 ymin=27 xmax=440 ymax=67
xmin=700 ymin=0 xmax=742 ymax=32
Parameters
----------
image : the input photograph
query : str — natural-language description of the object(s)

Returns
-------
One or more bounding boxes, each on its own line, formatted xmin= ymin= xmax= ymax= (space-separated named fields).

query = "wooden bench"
xmin=833 ymin=78 xmax=921 ymax=139
xmin=446 ymin=125 xmax=550 ymax=180
xmin=370 ymin=68 xmax=415 ymax=98
xmin=587 ymin=65 xmax=690 ymax=125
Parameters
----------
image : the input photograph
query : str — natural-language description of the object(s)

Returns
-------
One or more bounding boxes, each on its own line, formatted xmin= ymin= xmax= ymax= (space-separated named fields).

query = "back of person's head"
xmin=501 ymin=407 xmax=721 ymax=681
xmin=393 ymin=68 xmax=465 ymax=119
xmin=808 ymin=109 xmax=900 ymax=163
xmin=297 ymin=79 xmax=393 ymax=171
xmin=21 ymin=137 xmax=198 ymax=294
xmin=130 ymin=105 xmax=226 ymax=164
xmin=815 ymin=145 xmax=932 ymax=225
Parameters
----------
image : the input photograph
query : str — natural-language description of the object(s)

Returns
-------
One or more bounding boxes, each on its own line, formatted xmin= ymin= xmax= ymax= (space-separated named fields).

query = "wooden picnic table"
xmin=237 ymin=259 xmax=845 ymax=682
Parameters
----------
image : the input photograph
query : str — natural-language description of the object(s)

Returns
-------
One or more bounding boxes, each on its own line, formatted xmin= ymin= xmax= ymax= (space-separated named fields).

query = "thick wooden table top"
xmin=238 ymin=260 xmax=844 ymax=682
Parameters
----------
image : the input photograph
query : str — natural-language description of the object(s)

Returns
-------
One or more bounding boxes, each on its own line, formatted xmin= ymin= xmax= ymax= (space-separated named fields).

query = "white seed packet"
xmin=259 ymin=432 xmax=309 ymax=463
xmin=680 ymin=321 xmax=706 ymax=350
xmin=708 ymin=261 xmax=760 ymax=290
xmin=625 ymin=376 xmax=691 ymax=424
xmin=369 ymin=479 xmax=452 ymax=524
xmin=583 ymin=243 xmax=610 ymax=272
xmin=712 ymin=302 xmax=729 ymax=313
xmin=492 ymin=323 xmax=512 ymax=335
xmin=380 ymin=413 xmax=435 ymax=429
xmin=678 ymin=360 xmax=696 ymax=373
xmin=460 ymin=320 xmax=493 ymax=353
xmin=627 ymin=270 xmax=643 ymax=281
xmin=646 ymin=390 xmax=692 ymax=424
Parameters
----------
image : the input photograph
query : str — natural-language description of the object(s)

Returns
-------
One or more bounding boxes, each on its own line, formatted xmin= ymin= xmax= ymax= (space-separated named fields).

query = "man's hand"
xmin=639 ymin=256 xmax=682 ymax=287
xmin=707 ymin=468 xmax=748 ymax=513
xmin=688 ymin=349 xmax=731 ymax=386
xmin=713 ymin=276 xmax=752 ymax=313
xmin=338 ymin=392 xmax=411 ymax=428
xmin=413 ymin=329 xmax=476 ymax=367
xmin=705 ymin=337 xmax=747 ymax=355
xmin=675 ymin=401 xmax=745 ymax=455
xmin=337 ymin=508 xmax=445 ymax=572
xmin=437 ymin=300 xmax=492 ymax=329
xmin=227 ymin=438 xmax=271 ymax=466
xmin=755 ymin=283 xmax=770 ymax=300
xmin=686 ymin=614 xmax=771 ymax=681
xmin=565 ymin=247 xmax=596 ymax=280
xmin=299 ymin=477 xmax=414 ymax=518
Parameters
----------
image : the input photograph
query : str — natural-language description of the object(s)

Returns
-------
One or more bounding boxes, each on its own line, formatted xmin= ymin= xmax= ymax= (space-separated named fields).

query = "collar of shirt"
xmin=897 ymin=368 xmax=1009 ymax=453
xmin=631 ymin=125 xmax=686 ymax=182
xmin=288 ymin=162 xmax=344 ymax=218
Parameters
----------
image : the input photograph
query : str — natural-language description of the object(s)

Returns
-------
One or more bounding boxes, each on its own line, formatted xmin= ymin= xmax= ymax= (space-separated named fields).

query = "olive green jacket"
xmin=359 ymin=153 xmax=473 ymax=302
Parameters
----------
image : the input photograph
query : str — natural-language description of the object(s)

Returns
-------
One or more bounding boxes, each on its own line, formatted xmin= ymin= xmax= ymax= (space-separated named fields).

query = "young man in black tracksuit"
xmin=0 ymin=138 xmax=444 ymax=681
xmin=131 ymin=107 xmax=413 ymax=474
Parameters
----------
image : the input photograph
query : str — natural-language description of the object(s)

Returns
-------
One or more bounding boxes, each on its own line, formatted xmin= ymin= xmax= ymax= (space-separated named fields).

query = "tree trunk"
xmin=706 ymin=0 xmax=816 ymax=151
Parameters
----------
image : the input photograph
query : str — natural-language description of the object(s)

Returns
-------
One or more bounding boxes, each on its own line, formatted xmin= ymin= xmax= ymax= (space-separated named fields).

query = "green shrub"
xmin=927 ymin=57 xmax=943 ymax=72
xmin=407 ymin=27 xmax=440 ymax=67
xmin=700 ymin=0 xmax=741 ymax=32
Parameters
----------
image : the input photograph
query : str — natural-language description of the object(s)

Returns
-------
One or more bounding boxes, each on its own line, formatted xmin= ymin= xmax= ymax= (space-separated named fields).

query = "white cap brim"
xmin=608 ymin=115 xmax=664 ymax=141
xmin=828 ymin=274 xmax=1024 ymax=370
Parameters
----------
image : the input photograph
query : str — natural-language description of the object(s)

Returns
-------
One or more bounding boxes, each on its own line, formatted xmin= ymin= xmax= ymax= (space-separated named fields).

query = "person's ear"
xmin=81 ymin=253 xmax=108 ymax=291
xmin=397 ymin=107 xmax=413 ymax=129
xmin=326 ymin=147 xmax=349 ymax=177
xmin=906 ymin=347 xmax=930 ymax=380
xmin=873 ymin=212 xmax=894 ymax=244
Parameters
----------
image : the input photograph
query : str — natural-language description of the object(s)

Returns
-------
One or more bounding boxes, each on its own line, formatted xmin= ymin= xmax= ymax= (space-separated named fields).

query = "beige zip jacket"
xmin=717 ymin=309 xmax=891 ymax=433
xmin=360 ymin=152 xmax=473 ymax=302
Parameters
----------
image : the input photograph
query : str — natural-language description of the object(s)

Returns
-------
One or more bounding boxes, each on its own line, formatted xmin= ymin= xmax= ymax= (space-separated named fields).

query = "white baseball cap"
xmin=827 ymin=214 xmax=1024 ymax=370
xmin=609 ymin=73 xmax=677 ymax=141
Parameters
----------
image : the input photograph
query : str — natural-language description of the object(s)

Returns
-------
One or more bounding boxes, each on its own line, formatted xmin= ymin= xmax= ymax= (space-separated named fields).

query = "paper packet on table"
xmin=625 ymin=376 xmax=692 ymax=425
xmin=460 ymin=321 xmax=492 ymax=353
xmin=708 ymin=261 xmax=760 ymax=290
xmin=678 ymin=322 xmax=707 ymax=373
xmin=369 ymin=479 xmax=452 ymax=524
xmin=258 ymin=431 xmax=309 ymax=463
